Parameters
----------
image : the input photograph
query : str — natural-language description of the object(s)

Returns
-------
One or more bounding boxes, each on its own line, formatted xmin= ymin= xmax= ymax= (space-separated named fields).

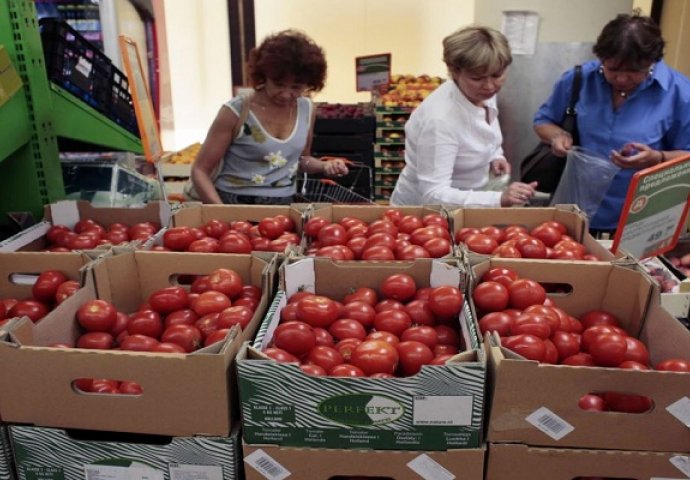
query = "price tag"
xmin=525 ymin=407 xmax=574 ymax=440
xmin=169 ymin=464 xmax=223 ymax=480
xmin=244 ymin=450 xmax=290 ymax=480
xmin=83 ymin=465 xmax=163 ymax=480
xmin=413 ymin=395 xmax=473 ymax=426
xmin=407 ymin=454 xmax=455 ymax=480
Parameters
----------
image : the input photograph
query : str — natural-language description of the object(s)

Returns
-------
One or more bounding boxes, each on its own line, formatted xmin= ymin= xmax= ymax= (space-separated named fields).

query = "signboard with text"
xmin=355 ymin=53 xmax=391 ymax=92
xmin=611 ymin=155 xmax=690 ymax=259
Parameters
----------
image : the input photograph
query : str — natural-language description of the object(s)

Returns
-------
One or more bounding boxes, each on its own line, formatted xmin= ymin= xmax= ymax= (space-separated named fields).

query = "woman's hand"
xmin=490 ymin=157 xmax=511 ymax=175
xmin=610 ymin=142 xmax=664 ymax=169
xmin=550 ymin=131 xmax=573 ymax=156
xmin=500 ymin=181 xmax=538 ymax=207
xmin=322 ymin=157 xmax=349 ymax=177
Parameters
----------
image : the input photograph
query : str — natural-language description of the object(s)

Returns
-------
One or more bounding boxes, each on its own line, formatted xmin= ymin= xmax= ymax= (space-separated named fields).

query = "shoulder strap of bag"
xmin=232 ymin=93 xmax=252 ymax=139
xmin=566 ymin=65 xmax=583 ymax=115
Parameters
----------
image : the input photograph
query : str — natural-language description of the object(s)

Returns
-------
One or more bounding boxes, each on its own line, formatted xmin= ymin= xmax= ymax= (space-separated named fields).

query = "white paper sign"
xmin=407 ymin=454 xmax=455 ymax=480
xmin=501 ymin=10 xmax=540 ymax=55
xmin=526 ymin=407 xmax=574 ymax=440
xmin=667 ymin=396 xmax=690 ymax=427
xmin=169 ymin=463 xmax=223 ymax=480
xmin=83 ymin=464 xmax=164 ymax=480
xmin=670 ymin=456 xmax=690 ymax=478
xmin=413 ymin=395 xmax=473 ymax=426
xmin=244 ymin=450 xmax=290 ymax=480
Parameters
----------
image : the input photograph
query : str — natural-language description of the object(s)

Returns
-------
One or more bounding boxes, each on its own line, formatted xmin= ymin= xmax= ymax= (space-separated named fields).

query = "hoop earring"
xmin=648 ymin=64 xmax=655 ymax=77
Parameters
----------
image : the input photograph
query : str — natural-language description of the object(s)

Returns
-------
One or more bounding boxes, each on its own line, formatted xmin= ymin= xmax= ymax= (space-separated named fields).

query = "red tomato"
xmin=313 ymin=327 xmax=334 ymax=346
xmin=304 ymin=217 xmax=330 ymax=238
xmin=589 ymin=332 xmax=629 ymax=367
xmin=578 ymin=394 xmax=606 ymax=411
xmin=561 ymin=352 xmax=597 ymax=367
xmin=118 ymin=381 xmax=143 ymax=395
xmin=161 ymin=324 xmax=203 ymax=352
xmin=204 ymin=328 xmax=232 ymax=347
xmin=508 ymin=279 xmax=546 ymax=309
xmin=435 ymin=325 xmax=460 ymax=347
xmin=622 ymin=337 xmax=650 ymax=366
xmin=516 ymin=237 xmax=547 ymax=259
xmin=74 ymin=219 xmax=100 ymax=234
xmin=300 ymin=364 xmax=327 ymax=376
xmin=604 ymin=392 xmax=652 ymax=413
xmin=129 ymin=222 xmax=158 ymax=241
xmin=343 ymin=287 xmax=378 ymax=306
xmin=472 ymin=281 xmax=509 ymax=312
xmin=193 ymin=291 xmax=232 ymax=316
xmin=90 ymin=379 xmax=119 ymax=394
xmin=401 ymin=325 xmax=439 ymax=349
xmin=164 ymin=308 xmax=199 ymax=328
xmin=492 ymin=244 xmax=522 ymax=258
xmin=334 ymin=338 xmax=363 ymax=362
xmin=289 ymin=291 xmax=315 ymax=304
xmin=217 ymin=233 xmax=252 ymax=253
xmin=422 ymin=213 xmax=449 ymax=229
xmin=297 ymin=295 xmax=339 ymax=328
xmin=317 ymin=224 xmax=347 ymax=246
xmin=580 ymin=310 xmax=620 ymax=329
xmin=152 ymin=342 xmax=187 ymax=353
xmin=366 ymin=330 xmax=400 ymax=346
xmin=398 ymin=215 xmax=424 ymax=234
xmin=257 ymin=217 xmax=285 ymax=239
xmin=66 ymin=234 xmax=98 ymax=250
xmin=329 ymin=317 xmax=368 ymax=342
xmin=374 ymin=309 xmax=412 ymax=337
xmin=350 ymin=340 xmax=399 ymax=376
xmin=206 ymin=268 xmax=244 ymax=299
xmin=581 ymin=325 xmax=627 ymax=352
xmin=217 ymin=305 xmax=254 ymax=330
xmin=368 ymin=219 xmax=398 ymax=237
xmin=316 ymin=245 xmax=352 ymax=261
xmin=329 ymin=364 xmax=365 ymax=377
xmin=127 ymin=310 xmax=163 ymax=338
xmin=463 ymin=233 xmax=498 ymax=254
xmin=502 ymin=334 xmax=546 ymax=362
xmin=523 ymin=305 xmax=560 ymax=332
xmin=46 ymin=224 xmax=70 ymax=244
xmin=9 ymin=300 xmax=49 ymax=323
xmin=404 ymin=300 xmax=435 ymax=326
xmin=550 ymin=331 xmax=581 ymax=362
xmin=188 ymin=237 xmax=219 ymax=253
xmin=76 ymin=299 xmax=117 ymax=332
xmin=230 ymin=220 xmax=253 ymax=235
xmin=478 ymin=312 xmax=514 ymax=337
xmin=374 ymin=299 xmax=405 ymax=312
xmin=396 ymin=243 xmax=431 ymax=260
xmin=455 ymin=227 xmax=479 ymax=244
xmin=397 ymin=340 xmax=434 ymax=376
xmin=339 ymin=301 xmax=376 ymax=328
xmin=511 ymin=314 xmax=552 ymax=339
xmin=32 ymin=270 xmax=68 ymax=303
xmin=542 ymin=339 xmax=559 ymax=364
xmin=306 ymin=345 xmax=344 ymax=371
xmin=428 ymin=286 xmax=463 ymax=319
xmin=423 ymin=237 xmax=451 ymax=258
xmin=655 ymin=358 xmax=690 ymax=372
xmin=380 ymin=274 xmax=417 ymax=302
xmin=203 ymin=219 xmax=231 ymax=238
xmin=163 ymin=227 xmax=196 ymax=251
xmin=280 ymin=302 xmax=300 ymax=323
xmin=148 ymin=286 xmax=189 ymax=314
xmin=361 ymin=245 xmax=396 ymax=260
xmin=383 ymin=209 xmax=403 ymax=225
xmin=194 ymin=313 xmax=220 ymax=339
xmin=76 ymin=331 xmax=115 ymax=349
xmin=618 ymin=360 xmax=649 ymax=370
xmin=433 ymin=344 xmax=458 ymax=356
xmin=264 ymin=347 xmax=299 ymax=363
xmin=530 ymin=224 xmax=563 ymax=248
xmin=120 ymin=334 xmax=159 ymax=351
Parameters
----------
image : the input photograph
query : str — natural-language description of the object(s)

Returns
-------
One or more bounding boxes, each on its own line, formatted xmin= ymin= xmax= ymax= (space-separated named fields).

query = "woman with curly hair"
xmin=191 ymin=30 xmax=348 ymax=204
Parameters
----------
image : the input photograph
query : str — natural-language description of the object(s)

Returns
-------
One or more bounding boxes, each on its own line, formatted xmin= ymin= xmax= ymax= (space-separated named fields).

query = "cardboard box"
xmin=0 ymin=200 xmax=171 ymax=252
xmin=10 ymin=425 xmax=242 ymax=480
xmin=0 ymin=251 xmax=276 ymax=436
xmin=243 ymin=443 xmax=485 ymax=480
xmin=449 ymin=205 xmax=616 ymax=261
xmin=0 ymin=426 xmax=13 ymax=480
xmin=641 ymin=256 xmax=690 ymax=317
xmin=237 ymin=257 xmax=486 ymax=451
xmin=481 ymin=259 xmax=690 ymax=452
xmin=486 ymin=443 xmax=690 ymax=480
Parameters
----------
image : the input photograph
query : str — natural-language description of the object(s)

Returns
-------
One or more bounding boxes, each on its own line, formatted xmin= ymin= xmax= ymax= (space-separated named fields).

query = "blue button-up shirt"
xmin=534 ymin=59 xmax=690 ymax=229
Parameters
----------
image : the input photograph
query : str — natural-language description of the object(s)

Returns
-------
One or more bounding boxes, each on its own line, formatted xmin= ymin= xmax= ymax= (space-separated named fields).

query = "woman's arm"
xmin=298 ymin=104 xmax=349 ymax=176
xmin=534 ymin=123 xmax=574 ymax=156
xmin=191 ymin=106 xmax=238 ymax=204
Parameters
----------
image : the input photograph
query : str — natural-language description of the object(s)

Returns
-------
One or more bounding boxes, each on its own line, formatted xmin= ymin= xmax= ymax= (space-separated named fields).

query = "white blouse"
xmin=390 ymin=79 xmax=505 ymax=206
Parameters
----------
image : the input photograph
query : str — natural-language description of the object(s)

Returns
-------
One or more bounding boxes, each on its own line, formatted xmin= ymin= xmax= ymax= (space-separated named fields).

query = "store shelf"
xmin=0 ymin=92 xmax=31 ymax=163
xmin=51 ymin=83 xmax=142 ymax=153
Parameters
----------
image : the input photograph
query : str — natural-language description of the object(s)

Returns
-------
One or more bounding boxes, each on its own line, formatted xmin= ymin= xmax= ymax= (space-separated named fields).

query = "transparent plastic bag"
xmin=551 ymin=146 xmax=620 ymax=218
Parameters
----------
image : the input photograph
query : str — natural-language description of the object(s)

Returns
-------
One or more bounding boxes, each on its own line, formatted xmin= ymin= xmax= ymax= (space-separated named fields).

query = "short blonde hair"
xmin=443 ymin=26 xmax=512 ymax=75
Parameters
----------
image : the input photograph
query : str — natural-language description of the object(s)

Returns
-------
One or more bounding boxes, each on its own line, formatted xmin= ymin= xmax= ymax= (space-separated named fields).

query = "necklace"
xmin=617 ymin=90 xmax=628 ymax=98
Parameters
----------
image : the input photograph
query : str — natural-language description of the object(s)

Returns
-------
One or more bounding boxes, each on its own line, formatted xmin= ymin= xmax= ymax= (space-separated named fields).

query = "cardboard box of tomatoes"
xmin=0 ymin=200 xmax=172 ymax=252
xmin=0 ymin=426 xmax=11 ymax=480
xmin=243 ymin=442 xmax=485 ymax=480
xmin=237 ymin=256 xmax=486 ymax=451
xmin=486 ymin=443 xmax=690 ymax=480
xmin=0 ymin=250 xmax=276 ymax=437
xmin=478 ymin=258 xmax=690 ymax=452
xmin=450 ymin=205 xmax=616 ymax=261
xmin=10 ymin=425 xmax=242 ymax=480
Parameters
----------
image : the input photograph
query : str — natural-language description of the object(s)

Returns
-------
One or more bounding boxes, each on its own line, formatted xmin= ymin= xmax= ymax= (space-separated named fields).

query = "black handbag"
xmin=519 ymin=65 xmax=583 ymax=194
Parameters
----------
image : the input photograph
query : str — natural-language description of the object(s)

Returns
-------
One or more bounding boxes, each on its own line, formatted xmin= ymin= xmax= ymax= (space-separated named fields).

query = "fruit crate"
xmin=39 ymin=18 xmax=138 ymax=135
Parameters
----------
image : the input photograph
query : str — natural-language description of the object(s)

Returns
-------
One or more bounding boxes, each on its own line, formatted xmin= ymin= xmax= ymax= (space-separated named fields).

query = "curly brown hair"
xmin=593 ymin=13 xmax=665 ymax=70
xmin=247 ymin=30 xmax=327 ymax=92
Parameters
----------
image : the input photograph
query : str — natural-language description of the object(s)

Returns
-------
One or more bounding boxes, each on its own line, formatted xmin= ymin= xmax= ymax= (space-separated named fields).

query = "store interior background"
xmin=131 ymin=0 xmax=688 ymax=164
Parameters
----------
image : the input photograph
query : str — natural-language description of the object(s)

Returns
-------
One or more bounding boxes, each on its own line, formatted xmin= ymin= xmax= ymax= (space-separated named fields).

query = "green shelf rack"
xmin=0 ymin=0 xmax=143 ymax=229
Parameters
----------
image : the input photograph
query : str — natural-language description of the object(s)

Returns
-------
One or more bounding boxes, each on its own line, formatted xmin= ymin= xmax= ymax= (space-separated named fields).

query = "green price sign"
xmin=355 ymin=53 xmax=391 ymax=92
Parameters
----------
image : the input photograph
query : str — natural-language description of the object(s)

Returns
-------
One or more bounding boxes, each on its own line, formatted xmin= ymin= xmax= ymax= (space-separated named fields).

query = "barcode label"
xmin=670 ymin=455 xmax=690 ymax=478
xmin=667 ymin=396 xmax=690 ymax=427
xmin=244 ymin=450 xmax=290 ymax=480
xmin=525 ymin=407 xmax=574 ymax=440
xmin=407 ymin=454 xmax=455 ymax=480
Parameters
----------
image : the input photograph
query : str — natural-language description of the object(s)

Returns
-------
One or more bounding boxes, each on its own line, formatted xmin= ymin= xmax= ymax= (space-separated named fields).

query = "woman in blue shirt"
xmin=534 ymin=13 xmax=690 ymax=233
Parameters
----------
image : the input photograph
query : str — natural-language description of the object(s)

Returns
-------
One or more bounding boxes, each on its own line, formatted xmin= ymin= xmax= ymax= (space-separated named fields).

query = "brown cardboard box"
xmin=450 ymin=205 xmax=616 ymax=261
xmin=486 ymin=443 xmax=690 ymax=480
xmin=0 ymin=251 xmax=276 ymax=436
xmin=243 ymin=443 xmax=485 ymax=480
xmin=480 ymin=259 xmax=690 ymax=452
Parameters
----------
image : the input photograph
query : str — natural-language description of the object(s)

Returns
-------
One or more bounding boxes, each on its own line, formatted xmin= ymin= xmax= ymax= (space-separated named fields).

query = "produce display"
xmin=165 ymin=142 xmax=201 ymax=165
xmin=263 ymin=272 xmax=463 ymax=378
xmin=378 ymin=74 xmax=444 ymax=107
xmin=640 ymin=257 xmax=681 ymax=293
xmin=315 ymin=103 xmax=369 ymax=119
xmin=44 ymin=219 xmax=160 ymax=251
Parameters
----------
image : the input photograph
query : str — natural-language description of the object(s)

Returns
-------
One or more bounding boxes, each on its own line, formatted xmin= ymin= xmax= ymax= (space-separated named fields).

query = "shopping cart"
xmin=295 ymin=158 xmax=374 ymax=204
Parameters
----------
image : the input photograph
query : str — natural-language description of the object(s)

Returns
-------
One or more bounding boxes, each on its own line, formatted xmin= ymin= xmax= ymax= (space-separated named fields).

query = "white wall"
xmin=254 ymin=0 xmax=474 ymax=104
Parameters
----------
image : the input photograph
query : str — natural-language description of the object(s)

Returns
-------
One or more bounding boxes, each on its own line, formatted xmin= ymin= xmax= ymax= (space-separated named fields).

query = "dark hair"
xmin=247 ymin=30 xmax=327 ymax=92
xmin=593 ymin=13 xmax=665 ymax=69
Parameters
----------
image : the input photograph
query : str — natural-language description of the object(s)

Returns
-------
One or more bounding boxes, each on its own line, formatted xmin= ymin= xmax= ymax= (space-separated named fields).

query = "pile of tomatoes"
xmin=44 ymin=219 xmax=160 ymax=251
xmin=303 ymin=209 xmax=452 ymax=261
xmin=48 ymin=267 xmax=261 ymax=394
xmin=264 ymin=273 xmax=464 ymax=377
xmin=456 ymin=220 xmax=600 ymax=260
xmin=0 ymin=270 xmax=79 ymax=327
xmin=474 ymin=265 xmax=690 ymax=413
xmin=158 ymin=215 xmax=299 ymax=253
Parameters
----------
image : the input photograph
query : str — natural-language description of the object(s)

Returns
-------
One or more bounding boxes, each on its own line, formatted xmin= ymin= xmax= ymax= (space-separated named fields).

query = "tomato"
xmin=581 ymin=325 xmax=627 ymax=352
xmin=380 ymin=274 xmax=417 ymax=302
xmin=397 ymin=244 xmax=431 ymax=260
xmin=578 ymin=394 xmax=606 ymax=411
xmin=401 ymin=325 xmax=438 ymax=349
xmin=550 ymin=248 xmax=584 ymax=260
xmin=129 ymin=222 xmax=159 ymax=241
xmin=374 ymin=309 xmax=412 ymax=337
xmin=334 ymin=338 xmax=363 ymax=362
xmin=492 ymin=244 xmax=522 ymax=258
xmin=478 ymin=312 xmax=514 ymax=337
xmin=317 ymin=224 xmax=347 ymax=246
xmin=118 ymin=381 xmax=143 ymax=395
xmin=272 ymin=321 xmax=316 ymax=356
xmin=316 ymin=245 xmax=352 ymax=261
xmin=455 ymin=227 xmax=479 ymax=244
xmin=435 ymin=325 xmax=460 ymax=346
xmin=550 ymin=331 xmax=581 ymax=362
xmin=345 ymin=223 xmax=369 ymax=239
xmin=618 ymin=360 xmax=649 ymax=370
xmin=339 ymin=216 xmax=365 ymax=230
xmin=163 ymin=227 xmax=196 ymax=251
xmin=148 ymin=286 xmax=189 ymax=314
xmin=194 ymin=313 xmax=220 ymax=339
xmin=403 ymin=300 xmax=435 ymax=326
xmin=280 ymin=302 xmax=300 ymax=323
xmin=304 ymin=217 xmax=330 ymax=238
xmin=289 ymin=291 xmax=315 ymax=304
xmin=46 ymin=224 xmax=70 ymax=244
xmin=373 ymin=299 xmax=404 ymax=313
xmin=383 ymin=208 xmax=403 ymax=225
xmin=516 ymin=237 xmax=547 ymax=259
xmin=398 ymin=215 xmax=424 ymax=234
xmin=366 ymin=330 xmax=400 ymax=346
xmin=152 ymin=342 xmax=187 ymax=353
xmin=206 ymin=268 xmax=244 ymax=299
xmin=305 ymin=345 xmax=344 ymax=371
xmin=76 ymin=299 xmax=117 ymax=332
xmin=264 ymin=347 xmax=299 ymax=363
xmin=204 ymin=328 xmax=232 ymax=347
xmin=90 ymin=379 xmax=119 ymax=394
xmin=580 ymin=310 xmax=620 ymax=329
xmin=542 ymin=339 xmax=559 ymax=364
xmin=203 ymin=219 xmax=231 ymax=239
xmin=217 ymin=305 xmax=254 ymax=330
xmin=433 ymin=344 xmax=459 ymax=356
xmin=361 ymin=245 xmax=396 ymax=260
xmin=119 ymin=334 xmax=159 ymax=351
xmin=312 ymin=327 xmax=334 ymax=346
xmin=8 ymin=299 xmax=49 ymax=323
xmin=561 ymin=352 xmax=597 ymax=367
xmin=31 ymin=270 xmax=68 ymax=303
xmin=250 ymin=237 xmax=270 ymax=251
xmin=590 ymin=332 xmax=629 ymax=367
xmin=343 ymin=287 xmax=378 ymax=306
xmin=422 ymin=213 xmax=449 ymax=229
xmin=164 ymin=308 xmax=199 ymax=328
xmin=428 ymin=286 xmax=463 ymax=319
xmin=76 ymin=331 xmax=115 ymax=349
xmin=187 ymin=237 xmax=219 ymax=253
xmin=423 ymin=237 xmax=451 ymax=258
xmin=297 ymin=295 xmax=339 ymax=328
xmin=368 ymin=219 xmax=398 ymax=237
xmin=472 ymin=281 xmax=509 ymax=313
xmin=621 ymin=337 xmax=649 ymax=366
xmin=230 ymin=220 xmax=253 ymax=235
xmin=530 ymin=225 xmax=563 ymax=248
xmin=161 ymin=324 xmax=203 ymax=352
xmin=655 ymin=358 xmax=690 ymax=372
xmin=511 ymin=313 xmax=552 ymax=339
xmin=329 ymin=364 xmax=365 ymax=377
xmin=508 ymin=279 xmax=546 ymax=309
xmin=66 ymin=234 xmax=98 ymax=250
xmin=193 ymin=291 xmax=232 ymax=316
xmin=604 ymin=391 xmax=652 ymax=413
xmin=397 ymin=340 xmax=434 ymax=376
xmin=127 ymin=310 xmax=163 ymax=338
xmin=300 ymin=364 xmax=327 ymax=376
xmin=502 ymin=334 xmax=546 ymax=362
xmin=350 ymin=340 xmax=399 ymax=376
xmin=339 ymin=301 xmax=376 ymax=329
xmin=463 ymin=233 xmax=498 ymax=254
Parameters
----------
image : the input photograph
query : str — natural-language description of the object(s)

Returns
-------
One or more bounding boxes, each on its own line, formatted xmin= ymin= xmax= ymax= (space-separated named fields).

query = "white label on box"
xmin=50 ymin=201 xmax=80 ymax=229
xmin=245 ymin=450 xmax=290 ymax=480
xmin=76 ymin=57 xmax=93 ymax=77
xmin=83 ymin=464 xmax=164 ymax=480
xmin=667 ymin=397 xmax=690 ymax=427
xmin=670 ymin=456 xmax=690 ymax=478
xmin=169 ymin=464 xmax=223 ymax=480
xmin=284 ymin=258 xmax=315 ymax=298
xmin=525 ymin=407 xmax=574 ymax=440
xmin=413 ymin=395 xmax=472 ymax=426
xmin=407 ymin=454 xmax=455 ymax=480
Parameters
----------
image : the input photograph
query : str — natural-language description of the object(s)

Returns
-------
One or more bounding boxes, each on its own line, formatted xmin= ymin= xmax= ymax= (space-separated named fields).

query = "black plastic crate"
xmin=109 ymin=69 xmax=139 ymax=135
xmin=314 ymin=116 xmax=375 ymax=134
xmin=312 ymin=133 xmax=374 ymax=152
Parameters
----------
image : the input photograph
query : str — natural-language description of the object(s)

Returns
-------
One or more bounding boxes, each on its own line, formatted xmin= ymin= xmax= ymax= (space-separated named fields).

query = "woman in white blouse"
xmin=390 ymin=26 xmax=537 ymax=207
